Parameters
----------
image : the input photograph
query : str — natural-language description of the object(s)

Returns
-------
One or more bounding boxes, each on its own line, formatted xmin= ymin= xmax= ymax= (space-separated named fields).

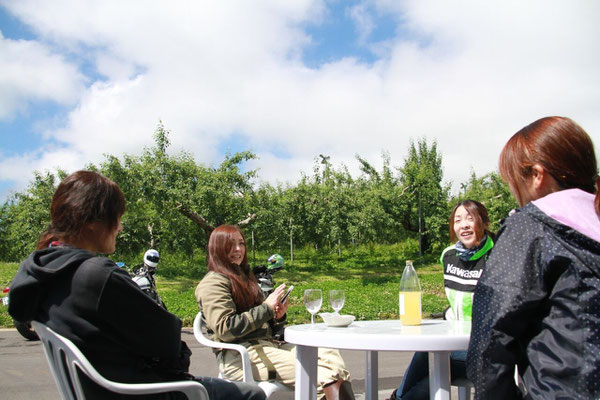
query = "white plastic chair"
xmin=452 ymin=377 xmax=473 ymax=400
xmin=193 ymin=312 xmax=291 ymax=398
xmin=32 ymin=321 xmax=210 ymax=400
xmin=451 ymin=369 xmax=525 ymax=400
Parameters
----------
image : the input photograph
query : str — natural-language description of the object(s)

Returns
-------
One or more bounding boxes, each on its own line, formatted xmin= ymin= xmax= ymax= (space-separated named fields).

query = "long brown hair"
xmin=499 ymin=116 xmax=600 ymax=216
xmin=37 ymin=170 xmax=126 ymax=249
xmin=207 ymin=225 xmax=263 ymax=312
xmin=449 ymin=199 xmax=492 ymax=243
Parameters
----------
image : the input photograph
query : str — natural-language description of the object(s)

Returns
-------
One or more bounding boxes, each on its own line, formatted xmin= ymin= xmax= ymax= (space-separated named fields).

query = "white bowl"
xmin=319 ymin=313 xmax=355 ymax=327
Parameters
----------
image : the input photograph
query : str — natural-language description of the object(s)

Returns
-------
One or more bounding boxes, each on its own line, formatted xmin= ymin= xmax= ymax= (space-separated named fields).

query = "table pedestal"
xmin=295 ymin=345 xmax=317 ymax=400
xmin=429 ymin=352 xmax=451 ymax=400
xmin=365 ymin=351 xmax=378 ymax=400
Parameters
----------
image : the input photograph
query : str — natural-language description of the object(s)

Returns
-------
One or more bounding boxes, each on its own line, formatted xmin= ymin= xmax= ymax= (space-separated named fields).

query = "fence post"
xmin=418 ymin=192 xmax=423 ymax=258
xmin=289 ymin=217 xmax=294 ymax=264
xmin=252 ymin=230 xmax=256 ymax=265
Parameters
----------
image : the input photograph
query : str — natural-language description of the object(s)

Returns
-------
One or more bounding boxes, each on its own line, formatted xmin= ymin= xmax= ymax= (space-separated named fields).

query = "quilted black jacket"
xmin=467 ymin=203 xmax=600 ymax=399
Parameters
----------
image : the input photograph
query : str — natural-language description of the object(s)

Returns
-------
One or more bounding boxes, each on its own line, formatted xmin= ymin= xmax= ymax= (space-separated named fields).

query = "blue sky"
xmin=1 ymin=7 xmax=49 ymax=152
xmin=1 ymin=0 xmax=600 ymax=203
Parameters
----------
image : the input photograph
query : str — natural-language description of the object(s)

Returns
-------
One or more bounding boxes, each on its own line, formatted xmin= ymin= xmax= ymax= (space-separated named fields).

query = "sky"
xmin=1 ymin=0 xmax=600 ymax=202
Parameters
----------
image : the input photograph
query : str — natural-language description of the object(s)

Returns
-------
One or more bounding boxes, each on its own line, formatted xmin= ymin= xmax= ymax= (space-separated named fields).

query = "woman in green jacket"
xmin=390 ymin=200 xmax=494 ymax=400
xmin=196 ymin=225 xmax=355 ymax=400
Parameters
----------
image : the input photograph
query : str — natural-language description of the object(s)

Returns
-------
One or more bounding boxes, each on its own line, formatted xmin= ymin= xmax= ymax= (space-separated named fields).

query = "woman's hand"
xmin=265 ymin=284 xmax=289 ymax=320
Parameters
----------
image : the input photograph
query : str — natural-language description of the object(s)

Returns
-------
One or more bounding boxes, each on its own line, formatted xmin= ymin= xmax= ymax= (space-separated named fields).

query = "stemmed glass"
xmin=329 ymin=290 xmax=345 ymax=314
xmin=304 ymin=289 xmax=323 ymax=325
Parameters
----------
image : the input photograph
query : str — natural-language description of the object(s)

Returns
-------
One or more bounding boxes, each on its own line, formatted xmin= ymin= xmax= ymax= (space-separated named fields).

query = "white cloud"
xmin=348 ymin=2 xmax=375 ymax=46
xmin=1 ymin=0 xmax=600 ymax=201
xmin=0 ymin=31 xmax=85 ymax=120
xmin=0 ymin=147 xmax=87 ymax=191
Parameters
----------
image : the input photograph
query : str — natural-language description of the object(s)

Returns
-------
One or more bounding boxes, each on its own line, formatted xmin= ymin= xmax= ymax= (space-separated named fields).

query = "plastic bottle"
xmin=399 ymin=260 xmax=422 ymax=325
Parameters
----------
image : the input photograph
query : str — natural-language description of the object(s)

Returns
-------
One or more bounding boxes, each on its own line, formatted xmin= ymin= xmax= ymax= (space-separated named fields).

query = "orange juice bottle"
xmin=399 ymin=260 xmax=422 ymax=326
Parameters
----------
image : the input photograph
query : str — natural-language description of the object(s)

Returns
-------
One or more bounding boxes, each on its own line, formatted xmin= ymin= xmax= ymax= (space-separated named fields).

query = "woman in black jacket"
xmin=8 ymin=170 xmax=265 ymax=400
xmin=467 ymin=117 xmax=600 ymax=399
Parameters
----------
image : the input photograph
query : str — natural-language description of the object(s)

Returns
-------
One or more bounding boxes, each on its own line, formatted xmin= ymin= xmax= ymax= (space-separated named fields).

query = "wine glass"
xmin=304 ymin=289 xmax=323 ymax=325
xmin=329 ymin=290 xmax=345 ymax=314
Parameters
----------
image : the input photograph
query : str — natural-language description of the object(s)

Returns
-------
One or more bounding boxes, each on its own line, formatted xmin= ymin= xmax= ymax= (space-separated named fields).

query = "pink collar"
xmin=532 ymin=189 xmax=600 ymax=243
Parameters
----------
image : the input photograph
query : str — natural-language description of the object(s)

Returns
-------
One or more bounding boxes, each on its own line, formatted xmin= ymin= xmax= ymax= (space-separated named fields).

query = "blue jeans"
xmin=394 ymin=351 xmax=468 ymax=400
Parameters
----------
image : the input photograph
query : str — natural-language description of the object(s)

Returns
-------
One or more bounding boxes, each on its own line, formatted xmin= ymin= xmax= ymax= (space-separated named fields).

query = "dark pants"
xmin=195 ymin=376 xmax=266 ymax=400
xmin=394 ymin=351 xmax=468 ymax=400
xmin=81 ymin=374 xmax=266 ymax=400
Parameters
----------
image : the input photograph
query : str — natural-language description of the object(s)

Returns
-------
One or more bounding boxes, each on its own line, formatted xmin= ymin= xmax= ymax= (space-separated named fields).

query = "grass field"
xmin=0 ymin=250 xmax=449 ymax=328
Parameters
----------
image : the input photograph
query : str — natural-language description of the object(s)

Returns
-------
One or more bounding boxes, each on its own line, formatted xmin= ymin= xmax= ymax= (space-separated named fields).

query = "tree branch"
xmin=147 ymin=224 xmax=155 ymax=248
xmin=237 ymin=213 xmax=257 ymax=227
xmin=176 ymin=202 xmax=214 ymax=235
xmin=176 ymin=204 xmax=257 ymax=235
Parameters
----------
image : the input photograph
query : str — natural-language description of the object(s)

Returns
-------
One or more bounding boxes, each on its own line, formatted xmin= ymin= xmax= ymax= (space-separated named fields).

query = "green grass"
xmin=282 ymin=261 xmax=448 ymax=324
xmin=1 ymin=256 xmax=449 ymax=328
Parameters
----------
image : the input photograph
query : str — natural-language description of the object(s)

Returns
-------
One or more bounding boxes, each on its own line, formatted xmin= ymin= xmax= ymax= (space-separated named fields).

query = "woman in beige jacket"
xmin=196 ymin=225 xmax=355 ymax=400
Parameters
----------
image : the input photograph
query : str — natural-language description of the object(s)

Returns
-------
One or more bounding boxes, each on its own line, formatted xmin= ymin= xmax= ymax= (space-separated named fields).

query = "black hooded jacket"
xmin=8 ymin=246 xmax=191 ymax=389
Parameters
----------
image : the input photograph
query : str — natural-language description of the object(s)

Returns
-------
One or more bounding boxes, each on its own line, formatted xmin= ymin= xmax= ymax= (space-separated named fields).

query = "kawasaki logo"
xmin=446 ymin=264 xmax=482 ymax=279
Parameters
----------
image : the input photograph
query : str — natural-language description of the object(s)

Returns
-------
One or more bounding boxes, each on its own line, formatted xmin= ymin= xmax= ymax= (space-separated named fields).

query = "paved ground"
xmin=0 ymin=327 xmax=464 ymax=399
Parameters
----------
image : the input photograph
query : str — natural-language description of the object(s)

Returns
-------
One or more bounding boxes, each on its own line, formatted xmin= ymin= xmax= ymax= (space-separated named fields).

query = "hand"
xmin=265 ymin=284 xmax=288 ymax=320
xmin=274 ymin=296 xmax=289 ymax=321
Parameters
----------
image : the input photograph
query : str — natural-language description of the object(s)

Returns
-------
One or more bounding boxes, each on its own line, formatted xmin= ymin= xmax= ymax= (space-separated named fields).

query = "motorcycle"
xmin=117 ymin=249 xmax=166 ymax=309
xmin=2 ymin=285 xmax=39 ymax=341
xmin=252 ymin=254 xmax=285 ymax=298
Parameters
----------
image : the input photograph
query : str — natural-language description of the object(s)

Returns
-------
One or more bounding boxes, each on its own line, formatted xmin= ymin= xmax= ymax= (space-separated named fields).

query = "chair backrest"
xmin=32 ymin=321 xmax=209 ymax=400
xmin=192 ymin=312 xmax=291 ymax=398
xmin=193 ymin=311 xmax=255 ymax=382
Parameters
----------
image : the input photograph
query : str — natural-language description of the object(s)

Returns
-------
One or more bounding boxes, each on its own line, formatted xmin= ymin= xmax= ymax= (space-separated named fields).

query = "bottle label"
xmin=399 ymin=293 xmax=405 ymax=314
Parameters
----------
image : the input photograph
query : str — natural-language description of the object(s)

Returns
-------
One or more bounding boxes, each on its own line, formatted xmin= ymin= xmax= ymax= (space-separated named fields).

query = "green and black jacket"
xmin=440 ymin=235 xmax=494 ymax=321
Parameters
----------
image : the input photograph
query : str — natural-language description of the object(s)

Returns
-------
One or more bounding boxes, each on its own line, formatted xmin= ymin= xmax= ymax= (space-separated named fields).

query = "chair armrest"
xmin=193 ymin=312 xmax=255 ymax=383
xmin=102 ymin=379 xmax=209 ymax=399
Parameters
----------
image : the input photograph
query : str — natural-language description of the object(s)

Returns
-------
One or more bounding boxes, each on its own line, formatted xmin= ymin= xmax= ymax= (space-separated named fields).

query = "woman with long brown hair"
xmin=8 ymin=171 xmax=265 ymax=400
xmin=196 ymin=225 xmax=355 ymax=400
xmin=467 ymin=117 xmax=600 ymax=399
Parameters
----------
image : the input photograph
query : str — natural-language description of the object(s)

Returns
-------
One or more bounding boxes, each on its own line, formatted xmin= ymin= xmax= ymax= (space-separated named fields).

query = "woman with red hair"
xmin=196 ymin=225 xmax=355 ymax=400
xmin=467 ymin=117 xmax=600 ymax=399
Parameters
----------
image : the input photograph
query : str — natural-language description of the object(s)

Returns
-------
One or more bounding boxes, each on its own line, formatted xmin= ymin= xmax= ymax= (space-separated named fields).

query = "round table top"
xmin=284 ymin=319 xmax=471 ymax=352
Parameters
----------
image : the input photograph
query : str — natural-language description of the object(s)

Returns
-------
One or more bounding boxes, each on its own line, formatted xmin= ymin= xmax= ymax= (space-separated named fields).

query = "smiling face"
xmin=453 ymin=205 xmax=480 ymax=249
xmin=228 ymin=231 xmax=246 ymax=265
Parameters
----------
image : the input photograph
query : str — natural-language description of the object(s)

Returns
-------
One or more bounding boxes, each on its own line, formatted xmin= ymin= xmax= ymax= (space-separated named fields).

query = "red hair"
xmin=449 ymin=200 xmax=492 ymax=243
xmin=207 ymin=225 xmax=263 ymax=312
xmin=499 ymin=116 xmax=599 ymax=216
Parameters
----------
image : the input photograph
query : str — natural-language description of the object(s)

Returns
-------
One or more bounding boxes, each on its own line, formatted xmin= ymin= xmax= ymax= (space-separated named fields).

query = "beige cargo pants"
xmin=220 ymin=339 xmax=350 ymax=399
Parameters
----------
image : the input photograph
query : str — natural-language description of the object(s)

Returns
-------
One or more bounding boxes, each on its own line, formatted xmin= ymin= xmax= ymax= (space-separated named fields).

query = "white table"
xmin=284 ymin=319 xmax=471 ymax=400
